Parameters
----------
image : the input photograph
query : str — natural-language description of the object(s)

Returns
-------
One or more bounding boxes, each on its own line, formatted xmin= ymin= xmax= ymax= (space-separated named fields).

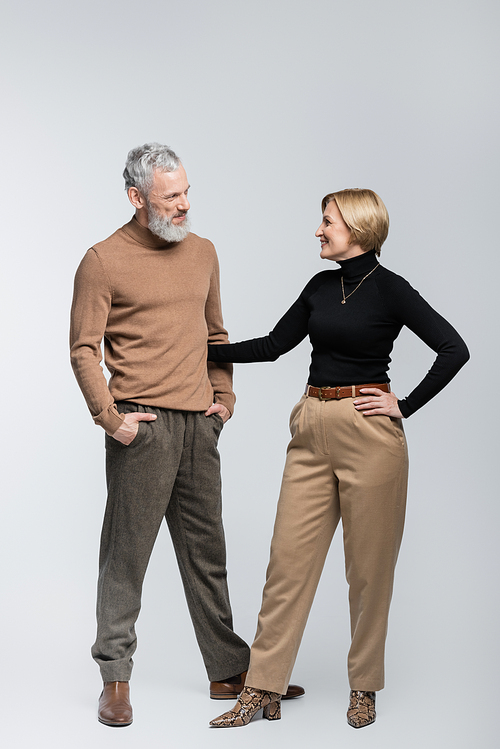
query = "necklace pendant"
xmin=341 ymin=300 xmax=345 ymax=304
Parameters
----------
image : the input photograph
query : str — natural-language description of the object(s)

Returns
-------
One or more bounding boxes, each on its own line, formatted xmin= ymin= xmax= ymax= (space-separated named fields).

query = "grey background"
xmin=1 ymin=1 xmax=498 ymax=747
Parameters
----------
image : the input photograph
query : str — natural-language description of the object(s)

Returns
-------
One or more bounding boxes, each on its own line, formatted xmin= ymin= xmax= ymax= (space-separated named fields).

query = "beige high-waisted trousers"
xmin=246 ymin=393 xmax=409 ymax=693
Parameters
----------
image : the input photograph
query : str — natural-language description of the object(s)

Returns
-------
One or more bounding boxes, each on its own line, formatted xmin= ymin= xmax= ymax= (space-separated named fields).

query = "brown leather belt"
xmin=305 ymin=383 xmax=390 ymax=400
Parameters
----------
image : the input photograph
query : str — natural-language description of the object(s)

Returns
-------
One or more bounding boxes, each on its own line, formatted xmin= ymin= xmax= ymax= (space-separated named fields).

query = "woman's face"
xmin=315 ymin=200 xmax=364 ymax=261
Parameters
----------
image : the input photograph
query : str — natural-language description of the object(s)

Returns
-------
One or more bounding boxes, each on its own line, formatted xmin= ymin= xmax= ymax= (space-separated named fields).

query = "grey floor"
xmin=3 ymin=652 xmax=491 ymax=749
xmin=5 ymin=685 xmax=486 ymax=749
xmin=2 ymin=508 xmax=494 ymax=749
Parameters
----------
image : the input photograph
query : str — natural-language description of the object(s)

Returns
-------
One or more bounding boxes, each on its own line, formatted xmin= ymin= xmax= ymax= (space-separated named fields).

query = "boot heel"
xmin=263 ymin=699 xmax=281 ymax=721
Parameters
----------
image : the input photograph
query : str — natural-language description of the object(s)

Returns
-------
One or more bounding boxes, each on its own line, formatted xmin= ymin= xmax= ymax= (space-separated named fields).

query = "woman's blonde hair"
xmin=321 ymin=188 xmax=389 ymax=255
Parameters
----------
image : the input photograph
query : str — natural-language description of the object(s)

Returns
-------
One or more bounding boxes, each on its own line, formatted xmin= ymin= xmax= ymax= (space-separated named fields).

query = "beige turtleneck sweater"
xmin=70 ymin=217 xmax=234 ymax=435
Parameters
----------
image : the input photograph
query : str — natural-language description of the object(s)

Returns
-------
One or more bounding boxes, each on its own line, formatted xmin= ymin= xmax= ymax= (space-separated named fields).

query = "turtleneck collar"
xmin=121 ymin=215 xmax=184 ymax=249
xmin=337 ymin=249 xmax=379 ymax=281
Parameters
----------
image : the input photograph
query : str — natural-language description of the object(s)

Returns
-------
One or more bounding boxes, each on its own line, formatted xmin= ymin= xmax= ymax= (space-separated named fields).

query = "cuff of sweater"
xmin=398 ymin=399 xmax=411 ymax=419
xmin=93 ymin=403 xmax=125 ymax=435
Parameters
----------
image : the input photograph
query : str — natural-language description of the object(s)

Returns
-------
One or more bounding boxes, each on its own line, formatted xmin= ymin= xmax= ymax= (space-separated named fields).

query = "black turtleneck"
xmin=207 ymin=250 xmax=469 ymax=417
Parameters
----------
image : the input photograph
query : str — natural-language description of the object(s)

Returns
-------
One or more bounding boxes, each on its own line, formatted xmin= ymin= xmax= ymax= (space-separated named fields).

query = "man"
xmin=70 ymin=143 xmax=303 ymax=727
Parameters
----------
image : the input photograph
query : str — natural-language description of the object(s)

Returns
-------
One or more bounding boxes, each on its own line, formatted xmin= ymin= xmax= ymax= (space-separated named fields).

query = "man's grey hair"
xmin=123 ymin=143 xmax=181 ymax=196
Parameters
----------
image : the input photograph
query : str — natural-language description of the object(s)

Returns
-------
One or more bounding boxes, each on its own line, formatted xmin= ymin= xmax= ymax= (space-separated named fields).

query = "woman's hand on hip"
xmin=353 ymin=388 xmax=403 ymax=418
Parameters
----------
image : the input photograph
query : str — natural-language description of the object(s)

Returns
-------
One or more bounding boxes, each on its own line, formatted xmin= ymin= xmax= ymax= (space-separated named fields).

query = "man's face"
xmin=146 ymin=166 xmax=190 ymax=224
xmin=145 ymin=166 xmax=191 ymax=242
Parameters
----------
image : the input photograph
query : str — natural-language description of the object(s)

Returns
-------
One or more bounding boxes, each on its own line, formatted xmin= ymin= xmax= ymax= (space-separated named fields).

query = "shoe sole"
xmin=210 ymin=693 xmax=239 ymax=700
xmin=98 ymin=717 xmax=133 ymax=727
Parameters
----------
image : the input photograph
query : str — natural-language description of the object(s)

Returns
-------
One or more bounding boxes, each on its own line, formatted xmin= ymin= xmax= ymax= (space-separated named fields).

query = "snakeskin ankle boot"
xmin=347 ymin=689 xmax=376 ymax=728
xmin=209 ymin=685 xmax=282 ymax=728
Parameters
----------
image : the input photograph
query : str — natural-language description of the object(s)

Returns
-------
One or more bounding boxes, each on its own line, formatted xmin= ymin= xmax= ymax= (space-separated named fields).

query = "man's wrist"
xmin=94 ymin=404 xmax=125 ymax=434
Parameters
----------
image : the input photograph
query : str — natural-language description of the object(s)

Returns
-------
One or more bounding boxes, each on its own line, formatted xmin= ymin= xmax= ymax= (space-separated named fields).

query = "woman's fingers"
xmin=353 ymin=389 xmax=402 ymax=418
xmin=353 ymin=388 xmax=388 ymax=409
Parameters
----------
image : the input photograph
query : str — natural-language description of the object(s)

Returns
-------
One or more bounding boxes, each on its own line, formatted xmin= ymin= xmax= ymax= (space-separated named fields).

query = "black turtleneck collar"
xmin=337 ymin=249 xmax=379 ymax=281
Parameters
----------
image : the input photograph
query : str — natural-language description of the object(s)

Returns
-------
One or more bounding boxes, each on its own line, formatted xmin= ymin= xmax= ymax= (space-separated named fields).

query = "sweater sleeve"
xmin=70 ymin=249 xmax=125 ymax=435
xmin=205 ymin=250 xmax=236 ymax=414
xmin=208 ymin=290 xmax=310 ymax=363
xmin=386 ymin=276 xmax=470 ymax=417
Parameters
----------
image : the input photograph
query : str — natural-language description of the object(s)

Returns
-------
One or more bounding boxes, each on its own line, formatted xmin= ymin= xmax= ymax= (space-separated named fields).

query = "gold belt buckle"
xmin=318 ymin=386 xmax=335 ymax=401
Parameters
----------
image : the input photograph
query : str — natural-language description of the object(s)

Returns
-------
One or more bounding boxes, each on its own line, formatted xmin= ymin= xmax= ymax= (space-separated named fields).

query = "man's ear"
xmin=128 ymin=186 xmax=146 ymax=210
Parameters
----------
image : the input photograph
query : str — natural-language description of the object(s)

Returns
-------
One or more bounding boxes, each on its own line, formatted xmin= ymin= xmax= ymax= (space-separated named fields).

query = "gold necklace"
xmin=340 ymin=265 xmax=379 ymax=304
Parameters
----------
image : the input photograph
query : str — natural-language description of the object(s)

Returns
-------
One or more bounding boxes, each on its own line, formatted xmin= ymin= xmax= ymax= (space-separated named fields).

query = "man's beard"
xmin=146 ymin=201 xmax=191 ymax=242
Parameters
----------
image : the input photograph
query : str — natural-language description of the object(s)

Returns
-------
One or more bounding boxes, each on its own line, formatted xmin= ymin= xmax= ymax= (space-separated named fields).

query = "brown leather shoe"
xmin=98 ymin=681 xmax=133 ymax=727
xmin=210 ymin=672 xmax=305 ymax=700
xmin=210 ymin=671 xmax=247 ymax=699
xmin=282 ymin=683 xmax=305 ymax=700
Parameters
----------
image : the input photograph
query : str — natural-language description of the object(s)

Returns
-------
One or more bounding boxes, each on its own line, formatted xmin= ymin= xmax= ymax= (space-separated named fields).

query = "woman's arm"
xmin=207 ymin=289 xmax=311 ymax=363
xmin=386 ymin=275 xmax=469 ymax=417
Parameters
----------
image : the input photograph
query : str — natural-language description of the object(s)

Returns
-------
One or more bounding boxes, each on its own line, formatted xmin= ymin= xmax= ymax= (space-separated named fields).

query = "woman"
xmin=208 ymin=189 xmax=469 ymax=729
